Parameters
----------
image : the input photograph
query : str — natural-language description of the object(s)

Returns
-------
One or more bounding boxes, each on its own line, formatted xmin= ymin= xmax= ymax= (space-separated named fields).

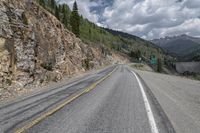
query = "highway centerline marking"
xmin=15 ymin=67 xmax=117 ymax=133
xmin=132 ymin=71 xmax=159 ymax=133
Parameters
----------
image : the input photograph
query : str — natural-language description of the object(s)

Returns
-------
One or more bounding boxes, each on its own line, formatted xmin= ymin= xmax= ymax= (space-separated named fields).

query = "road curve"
xmin=0 ymin=65 xmax=199 ymax=133
xmin=0 ymin=65 xmax=116 ymax=133
xmin=22 ymin=65 xmax=174 ymax=133
xmin=136 ymin=69 xmax=200 ymax=133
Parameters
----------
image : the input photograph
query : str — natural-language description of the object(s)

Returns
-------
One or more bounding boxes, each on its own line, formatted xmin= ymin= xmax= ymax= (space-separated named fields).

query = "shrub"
xmin=41 ymin=62 xmax=53 ymax=71
xmin=22 ymin=12 xmax=28 ymax=25
xmin=82 ymin=58 xmax=90 ymax=70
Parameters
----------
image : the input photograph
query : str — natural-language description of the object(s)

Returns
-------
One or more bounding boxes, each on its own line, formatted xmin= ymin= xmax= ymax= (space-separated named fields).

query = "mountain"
xmin=0 ymin=0 xmax=166 ymax=95
xmin=152 ymin=34 xmax=200 ymax=61
xmin=104 ymin=28 xmax=140 ymax=40
xmin=0 ymin=0 xmax=128 ymax=91
xmin=104 ymin=28 xmax=161 ymax=50
xmin=53 ymin=0 xmax=165 ymax=60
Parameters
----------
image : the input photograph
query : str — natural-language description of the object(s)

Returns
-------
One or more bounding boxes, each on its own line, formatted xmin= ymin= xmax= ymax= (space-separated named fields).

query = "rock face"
xmin=0 ymin=0 xmax=128 ymax=92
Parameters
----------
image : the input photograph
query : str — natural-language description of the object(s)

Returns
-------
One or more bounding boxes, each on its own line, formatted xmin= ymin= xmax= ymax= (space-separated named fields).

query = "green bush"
xmin=41 ymin=62 xmax=53 ymax=71
xmin=22 ymin=12 xmax=28 ymax=25
xmin=82 ymin=58 xmax=90 ymax=70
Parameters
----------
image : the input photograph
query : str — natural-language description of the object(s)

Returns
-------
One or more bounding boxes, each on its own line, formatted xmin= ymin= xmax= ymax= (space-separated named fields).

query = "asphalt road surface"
xmin=136 ymin=69 xmax=200 ymax=133
xmin=0 ymin=65 xmax=200 ymax=133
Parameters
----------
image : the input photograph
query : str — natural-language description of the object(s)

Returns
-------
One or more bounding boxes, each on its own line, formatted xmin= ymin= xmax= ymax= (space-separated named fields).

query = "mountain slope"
xmin=79 ymin=15 xmax=164 ymax=60
xmin=0 ymin=0 xmax=166 ymax=100
xmin=0 ymin=0 xmax=127 ymax=94
xmin=152 ymin=35 xmax=200 ymax=61
xmin=104 ymin=28 xmax=161 ymax=49
xmin=51 ymin=0 xmax=165 ymax=60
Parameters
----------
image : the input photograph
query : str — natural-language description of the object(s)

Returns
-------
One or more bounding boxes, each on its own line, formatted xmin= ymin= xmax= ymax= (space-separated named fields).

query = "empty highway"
xmin=0 ymin=65 xmax=200 ymax=133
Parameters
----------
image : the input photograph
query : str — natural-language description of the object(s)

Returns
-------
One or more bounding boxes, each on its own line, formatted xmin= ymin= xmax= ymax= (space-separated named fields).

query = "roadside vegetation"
xmin=182 ymin=72 xmax=200 ymax=81
xmin=157 ymin=58 xmax=162 ymax=72
xmin=130 ymin=63 xmax=154 ymax=72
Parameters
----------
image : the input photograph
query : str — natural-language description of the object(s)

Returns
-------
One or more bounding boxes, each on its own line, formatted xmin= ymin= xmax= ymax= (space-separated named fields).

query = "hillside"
xmin=0 ymin=0 xmax=128 ymax=98
xmin=152 ymin=34 xmax=200 ymax=61
xmin=0 ymin=0 xmax=167 ymax=100
xmin=50 ymin=0 xmax=165 ymax=60
xmin=104 ymin=28 xmax=163 ymax=53
xmin=79 ymin=15 xmax=164 ymax=61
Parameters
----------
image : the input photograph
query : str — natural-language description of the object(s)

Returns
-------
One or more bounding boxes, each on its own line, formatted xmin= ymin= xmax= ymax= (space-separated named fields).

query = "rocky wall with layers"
xmin=0 ymin=0 xmax=129 ymax=100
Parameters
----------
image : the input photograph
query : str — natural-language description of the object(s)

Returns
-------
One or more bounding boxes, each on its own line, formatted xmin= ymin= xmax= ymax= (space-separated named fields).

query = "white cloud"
xmin=159 ymin=18 xmax=200 ymax=37
xmin=58 ymin=0 xmax=200 ymax=39
xmin=58 ymin=0 xmax=100 ymax=23
xmin=102 ymin=0 xmax=200 ymax=39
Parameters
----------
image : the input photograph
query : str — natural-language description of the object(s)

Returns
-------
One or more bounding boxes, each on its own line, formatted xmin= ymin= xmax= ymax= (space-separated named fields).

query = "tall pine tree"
xmin=39 ymin=0 xmax=45 ymax=7
xmin=50 ymin=0 xmax=55 ymax=9
xmin=70 ymin=1 xmax=80 ymax=37
xmin=62 ymin=8 xmax=68 ymax=27
xmin=55 ymin=5 xmax=60 ymax=20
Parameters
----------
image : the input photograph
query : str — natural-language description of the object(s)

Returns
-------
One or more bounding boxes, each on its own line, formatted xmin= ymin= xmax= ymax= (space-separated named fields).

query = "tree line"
xmin=37 ymin=0 xmax=80 ymax=37
xmin=37 ymin=0 xmax=164 ymax=72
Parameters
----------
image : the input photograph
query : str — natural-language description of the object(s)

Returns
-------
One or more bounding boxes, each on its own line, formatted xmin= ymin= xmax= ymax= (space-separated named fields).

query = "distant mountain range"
xmin=151 ymin=34 xmax=200 ymax=61
xmin=104 ymin=28 xmax=161 ymax=49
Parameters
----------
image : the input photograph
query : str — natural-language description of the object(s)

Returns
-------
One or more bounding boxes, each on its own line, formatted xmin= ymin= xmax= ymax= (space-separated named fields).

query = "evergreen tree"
xmin=157 ymin=58 xmax=162 ymax=72
xmin=62 ymin=4 xmax=66 ymax=13
xmin=55 ymin=5 xmax=60 ymax=20
xmin=50 ymin=0 xmax=55 ymax=10
xmin=70 ymin=1 xmax=80 ymax=37
xmin=89 ymin=28 xmax=91 ymax=34
xmin=39 ymin=0 xmax=45 ymax=7
xmin=59 ymin=4 xmax=62 ymax=12
xmin=63 ymin=9 xmax=68 ymax=27
xmin=47 ymin=0 xmax=51 ymax=7
xmin=61 ymin=4 xmax=68 ymax=27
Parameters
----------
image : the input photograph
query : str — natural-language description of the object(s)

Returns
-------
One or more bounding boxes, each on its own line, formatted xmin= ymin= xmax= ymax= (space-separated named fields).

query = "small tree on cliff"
xmin=70 ymin=1 xmax=80 ymax=37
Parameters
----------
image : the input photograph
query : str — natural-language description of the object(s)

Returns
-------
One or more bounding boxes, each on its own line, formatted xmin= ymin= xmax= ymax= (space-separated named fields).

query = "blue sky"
xmin=58 ymin=0 xmax=200 ymax=40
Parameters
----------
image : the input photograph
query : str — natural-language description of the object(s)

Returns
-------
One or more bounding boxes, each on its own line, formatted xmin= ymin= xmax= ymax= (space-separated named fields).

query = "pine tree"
xmin=59 ymin=4 xmax=62 ymax=13
xmin=63 ymin=10 xmax=68 ymax=27
xmin=62 ymin=4 xmax=66 ymax=13
xmin=157 ymin=58 xmax=162 ymax=72
xmin=47 ymin=0 xmax=51 ymax=7
xmin=61 ymin=5 xmax=67 ymax=27
xmin=50 ymin=0 xmax=55 ymax=10
xmin=39 ymin=0 xmax=45 ymax=7
xmin=70 ymin=1 xmax=80 ymax=37
xmin=55 ymin=5 xmax=60 ymax=20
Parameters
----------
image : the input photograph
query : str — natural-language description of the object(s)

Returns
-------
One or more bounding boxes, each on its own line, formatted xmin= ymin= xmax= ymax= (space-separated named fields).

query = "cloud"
xmin=58 ymin=0 xmax=100 ymax=23
xmin=58 ymin=0 xmax=200 ymax=39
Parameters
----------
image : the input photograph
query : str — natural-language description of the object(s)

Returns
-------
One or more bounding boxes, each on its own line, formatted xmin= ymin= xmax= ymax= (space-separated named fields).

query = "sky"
xmin=58 ymin=0 xmax=200 ymax=40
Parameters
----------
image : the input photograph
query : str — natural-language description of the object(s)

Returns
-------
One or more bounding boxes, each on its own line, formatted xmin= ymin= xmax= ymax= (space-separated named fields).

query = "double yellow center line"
xmin=15 ymin=67 xmax=117 ymax=133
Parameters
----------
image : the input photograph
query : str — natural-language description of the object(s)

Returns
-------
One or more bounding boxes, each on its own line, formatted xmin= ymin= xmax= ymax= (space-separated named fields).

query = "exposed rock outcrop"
xmin=0 ymin=0 xmax=128 ymax=100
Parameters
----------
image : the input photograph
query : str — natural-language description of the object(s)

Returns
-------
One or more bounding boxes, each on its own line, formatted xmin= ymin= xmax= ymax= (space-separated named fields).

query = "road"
xmin=136 ymin=69 xmax=200 ymax=133
xmin=0 ymin=65 xmax=200 ymax=133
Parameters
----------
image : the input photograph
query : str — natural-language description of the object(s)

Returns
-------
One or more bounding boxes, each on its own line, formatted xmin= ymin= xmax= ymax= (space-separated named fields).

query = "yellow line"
xmin=15 ymin=67 xmax=116 ymax=133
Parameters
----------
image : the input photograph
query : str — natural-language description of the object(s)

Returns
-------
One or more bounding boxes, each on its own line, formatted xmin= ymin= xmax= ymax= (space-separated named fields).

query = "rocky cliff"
xmin=0 ymin=0 xmax=128 ymax=99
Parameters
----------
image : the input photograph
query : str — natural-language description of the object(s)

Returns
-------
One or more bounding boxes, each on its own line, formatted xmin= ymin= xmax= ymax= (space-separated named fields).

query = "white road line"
xmin=132 ymin=71 xmax=159 ymax=133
